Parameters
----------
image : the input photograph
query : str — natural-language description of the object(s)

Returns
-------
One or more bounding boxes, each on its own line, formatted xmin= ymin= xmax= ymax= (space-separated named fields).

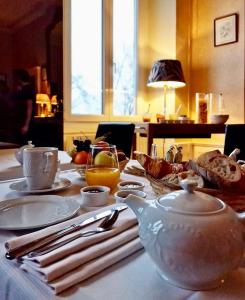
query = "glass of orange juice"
xmin=85 ymin=144 xmax=120 ymax=191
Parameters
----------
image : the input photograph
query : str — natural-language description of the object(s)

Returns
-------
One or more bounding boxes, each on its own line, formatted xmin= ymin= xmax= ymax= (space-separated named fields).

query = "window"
xmin=70 ymin=0 xmax=137 ymax=119
xmin=112 ymin=0 xmax=137 ymax=115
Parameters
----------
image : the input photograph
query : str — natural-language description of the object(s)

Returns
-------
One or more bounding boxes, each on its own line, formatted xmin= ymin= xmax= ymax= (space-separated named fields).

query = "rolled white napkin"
xmin=6 ymin=205 xmax=143 ymax=294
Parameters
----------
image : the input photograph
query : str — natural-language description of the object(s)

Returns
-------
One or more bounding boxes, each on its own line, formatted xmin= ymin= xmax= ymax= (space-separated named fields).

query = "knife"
xmin=5 ymin=205 xmax=128 ymax=260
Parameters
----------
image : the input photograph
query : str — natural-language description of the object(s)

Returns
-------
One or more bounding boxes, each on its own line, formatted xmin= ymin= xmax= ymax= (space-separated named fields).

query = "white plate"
xmin=0 ymin=195 xmax=80 ymax=230
xmin=9 ymin=178 xmax=72 ymax=194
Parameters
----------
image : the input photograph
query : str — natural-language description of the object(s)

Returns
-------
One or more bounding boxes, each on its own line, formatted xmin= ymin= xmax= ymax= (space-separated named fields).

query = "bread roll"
xmin=194 ymin=150 xmax=245 ymax=192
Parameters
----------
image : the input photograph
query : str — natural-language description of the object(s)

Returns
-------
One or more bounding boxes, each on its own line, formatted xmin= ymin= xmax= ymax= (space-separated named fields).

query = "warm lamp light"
xmin=147 ymin=59 xmax=186 ymax=117
xmin=50 ymin=95 xmax=58 ymax=105
xmin=36 ymin=93 xmax=50 ymax=117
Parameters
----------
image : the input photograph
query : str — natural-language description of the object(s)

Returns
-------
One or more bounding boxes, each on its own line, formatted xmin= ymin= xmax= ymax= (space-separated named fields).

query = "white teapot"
xmin=15 ymin=141 xmax=34 ymax=165
xmin=124 ymin=180 xmax=245 ymax=290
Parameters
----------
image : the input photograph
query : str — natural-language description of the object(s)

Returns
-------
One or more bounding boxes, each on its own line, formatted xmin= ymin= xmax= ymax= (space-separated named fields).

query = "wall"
xmin=176 ymin=0 xmax=245 ymax=157
xmin=13 ymin=15 xmax=53 ymax=70
xmin=190 ymin=0 xmax=244 ymax=123
xmin=0 ymin=30 xmax=12 ymax=85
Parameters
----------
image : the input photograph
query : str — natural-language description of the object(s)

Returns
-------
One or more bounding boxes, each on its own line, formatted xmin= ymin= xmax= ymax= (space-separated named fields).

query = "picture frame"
xmin=214 ymin=13 xmax=238 ymax=47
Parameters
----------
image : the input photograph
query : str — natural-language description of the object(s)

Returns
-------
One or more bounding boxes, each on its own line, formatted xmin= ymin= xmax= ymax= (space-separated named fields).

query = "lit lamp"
xmin=51 ymin=95 xmax=58 ymax=105
xmin=147 ymin=59 xmax=186 ymax=118
xmin=36 ymin=93 xmax=50 ymax=117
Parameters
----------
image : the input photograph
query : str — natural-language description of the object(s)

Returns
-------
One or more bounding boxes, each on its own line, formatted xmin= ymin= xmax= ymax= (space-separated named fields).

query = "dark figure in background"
xmin=13 ymin=69 xmax=36 ymax=145
xmin=0 ymin=80 xmax=15 ymax=142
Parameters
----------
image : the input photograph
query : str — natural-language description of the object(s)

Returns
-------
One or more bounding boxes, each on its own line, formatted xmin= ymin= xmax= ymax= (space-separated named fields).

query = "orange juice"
xmin=85 ymin=167 xmax=120 ymax=190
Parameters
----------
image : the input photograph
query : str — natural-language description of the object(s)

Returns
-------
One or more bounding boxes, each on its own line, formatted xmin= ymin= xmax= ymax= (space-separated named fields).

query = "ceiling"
xmin=0 ymin=0 xmax=61 ymax=31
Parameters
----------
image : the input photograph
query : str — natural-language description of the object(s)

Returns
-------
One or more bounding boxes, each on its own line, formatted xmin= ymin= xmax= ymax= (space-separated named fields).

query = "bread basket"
xmin=119 ymin=158 xmax=129 ymax=172
xmin=146 ymin=173 xmax=180 ymax=195
xmin=146 ymin=173 xmax=245 ymax=213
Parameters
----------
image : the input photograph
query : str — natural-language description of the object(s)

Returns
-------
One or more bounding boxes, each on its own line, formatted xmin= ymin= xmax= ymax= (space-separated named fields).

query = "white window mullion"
xmin=103 ymin=0 xmax=113 ymax=119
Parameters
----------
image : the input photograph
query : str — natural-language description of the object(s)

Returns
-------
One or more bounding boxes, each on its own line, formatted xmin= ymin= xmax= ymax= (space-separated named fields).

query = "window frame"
xmin=63 ymin=0 xmax=140 ymax=123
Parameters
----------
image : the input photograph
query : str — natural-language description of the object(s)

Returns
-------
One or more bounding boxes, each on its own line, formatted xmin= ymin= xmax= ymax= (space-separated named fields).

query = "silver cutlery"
xmin=27 ymin=209 xmax=120 ymax=257
xmin=5 ymin=205 xmax=127 ymax=260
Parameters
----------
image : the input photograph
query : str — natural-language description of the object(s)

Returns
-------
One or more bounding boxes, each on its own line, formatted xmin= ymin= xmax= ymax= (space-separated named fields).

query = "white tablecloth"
xmin=0 ymin=150 xmax=245 ymax=300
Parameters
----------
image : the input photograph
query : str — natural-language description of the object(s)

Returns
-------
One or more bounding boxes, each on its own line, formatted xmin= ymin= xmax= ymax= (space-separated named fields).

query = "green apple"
xmin=94 ymin=151 xmax=116 ymax=167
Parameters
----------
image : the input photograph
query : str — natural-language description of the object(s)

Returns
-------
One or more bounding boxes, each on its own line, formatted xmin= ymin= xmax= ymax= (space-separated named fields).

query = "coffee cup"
xmin=23 ymin=147 xmax=58 ymax=190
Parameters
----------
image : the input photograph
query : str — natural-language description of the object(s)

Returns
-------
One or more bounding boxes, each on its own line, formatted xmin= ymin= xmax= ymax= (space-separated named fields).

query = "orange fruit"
xmin=73 ymin=151 xmax=89 ymax=164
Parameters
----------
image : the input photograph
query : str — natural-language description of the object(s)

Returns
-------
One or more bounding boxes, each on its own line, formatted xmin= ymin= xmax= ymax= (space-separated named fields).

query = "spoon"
xmin=26 ymin=209 xmax=120 ymax=258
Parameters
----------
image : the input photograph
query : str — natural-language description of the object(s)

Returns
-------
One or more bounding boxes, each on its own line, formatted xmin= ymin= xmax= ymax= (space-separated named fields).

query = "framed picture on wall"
xmin=214 ymin=13 xmax=238 ymax=47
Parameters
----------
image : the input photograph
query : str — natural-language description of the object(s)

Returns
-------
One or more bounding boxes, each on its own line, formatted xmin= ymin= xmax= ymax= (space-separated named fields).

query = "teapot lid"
xmin=21 ymin=140 xmax=34 ymax=149
xmin=157 ymin=179 xmax=224 ymax=214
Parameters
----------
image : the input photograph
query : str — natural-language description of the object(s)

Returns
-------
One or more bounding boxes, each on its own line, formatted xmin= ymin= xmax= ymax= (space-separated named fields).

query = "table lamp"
xmin=36 ymin=93 xmax=50 ymax=117
xmin=147 ymin=59 xmax=186 ymax=118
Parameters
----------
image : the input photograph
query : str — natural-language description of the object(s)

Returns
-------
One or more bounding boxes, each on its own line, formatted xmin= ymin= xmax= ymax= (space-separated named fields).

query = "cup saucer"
xmin=9 ymin=178 xmax=72 ymax=194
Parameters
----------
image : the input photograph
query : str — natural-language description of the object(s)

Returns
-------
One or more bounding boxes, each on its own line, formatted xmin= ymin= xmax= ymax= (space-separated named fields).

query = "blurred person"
xmin=12 ymin=69 xmax=36 ymax=145
xmin=0 ymin=80 xmax=16 ymax=142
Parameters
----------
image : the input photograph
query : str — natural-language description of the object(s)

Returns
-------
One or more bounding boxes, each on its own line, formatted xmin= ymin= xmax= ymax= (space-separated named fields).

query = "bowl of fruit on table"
xmin=68 ymin=137 xmax=92 ymax=178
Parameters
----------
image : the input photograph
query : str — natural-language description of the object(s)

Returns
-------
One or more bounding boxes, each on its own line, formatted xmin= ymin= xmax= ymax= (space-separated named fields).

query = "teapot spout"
xmin=124 ymin=194 xmax=150 ymax=219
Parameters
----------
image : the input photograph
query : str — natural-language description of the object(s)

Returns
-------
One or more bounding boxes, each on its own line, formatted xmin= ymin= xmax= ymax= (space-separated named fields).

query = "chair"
xmin=223 ymin=124 xmax=245 ymax=160
xmin=95 ymin=122 xmax=135 ymax=158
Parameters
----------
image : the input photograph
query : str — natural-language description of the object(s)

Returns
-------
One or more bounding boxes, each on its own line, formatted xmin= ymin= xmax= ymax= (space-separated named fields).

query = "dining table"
xmin=133 ymin=122 xmax=226 ymax=156
xmin=0 ymin=148 xmax=245 ymax=300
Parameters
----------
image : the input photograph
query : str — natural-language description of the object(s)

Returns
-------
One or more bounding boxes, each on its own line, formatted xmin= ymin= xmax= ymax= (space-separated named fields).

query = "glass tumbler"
xmin=85 ymin=144 xmax=120 ymax=191
xmin=196 ymin=93 xmax=209 ymax=124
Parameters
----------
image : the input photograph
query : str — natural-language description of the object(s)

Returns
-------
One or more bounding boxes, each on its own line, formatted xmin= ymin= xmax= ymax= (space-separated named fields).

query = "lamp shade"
xmin=147 ymin=59 xmax=186 ymax=88
xmin=51 ymin=95 xmax=58 ymax=105
xmin=36 ymin=93 xmax=50 ymax=104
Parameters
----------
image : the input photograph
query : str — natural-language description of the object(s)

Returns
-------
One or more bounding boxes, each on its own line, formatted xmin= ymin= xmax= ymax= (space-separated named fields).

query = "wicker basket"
xmin=146 ymin=174 xmax=180 ymax=195
xmin=146 ymin=173 xmax=245 ymax=212
xmin=146 ymin=173 xmax=221 ymax=196
xmin=119 ymin=158 xmax=130 ymax=172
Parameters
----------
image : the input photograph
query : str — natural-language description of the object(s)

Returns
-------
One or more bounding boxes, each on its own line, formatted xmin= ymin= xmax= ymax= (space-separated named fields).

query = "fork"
xmin=26 ymin=209 xmax=120 ymax=257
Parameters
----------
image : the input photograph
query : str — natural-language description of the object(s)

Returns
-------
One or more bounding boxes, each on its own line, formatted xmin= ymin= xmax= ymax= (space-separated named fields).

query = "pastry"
xmin=134 ymin=152 xmax=172 ymax=179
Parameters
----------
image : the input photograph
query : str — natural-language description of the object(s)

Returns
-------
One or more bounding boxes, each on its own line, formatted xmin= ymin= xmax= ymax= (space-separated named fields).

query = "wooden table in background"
xmin=133 ymin=123 xmax=226 ymax=155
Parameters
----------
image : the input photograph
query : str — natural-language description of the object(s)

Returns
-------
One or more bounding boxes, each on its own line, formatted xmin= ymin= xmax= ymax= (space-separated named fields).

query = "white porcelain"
xmin=117 ymin=180 xmax=145 ymax=191
xmin=9 ymin=178 xmax=71 ymax=194
xmin=23 ymin=147 xmax=58 ymax=190
xmin=121 ymin=179 xmax=245 ymax=290
xmin=80 ymin=185 xmax=110 ymax=207
xmin=114 ymin=189 xmax=147 ymax=203
xmin=0 ymin=195 xmax=79 ymax=230
xmin=15 ymin=141 xmax=34 ymax=165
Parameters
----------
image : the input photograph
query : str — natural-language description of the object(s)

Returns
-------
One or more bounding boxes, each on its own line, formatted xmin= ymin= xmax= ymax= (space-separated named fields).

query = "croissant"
xmin=134 ymin=152 xmax=172 ymax=179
